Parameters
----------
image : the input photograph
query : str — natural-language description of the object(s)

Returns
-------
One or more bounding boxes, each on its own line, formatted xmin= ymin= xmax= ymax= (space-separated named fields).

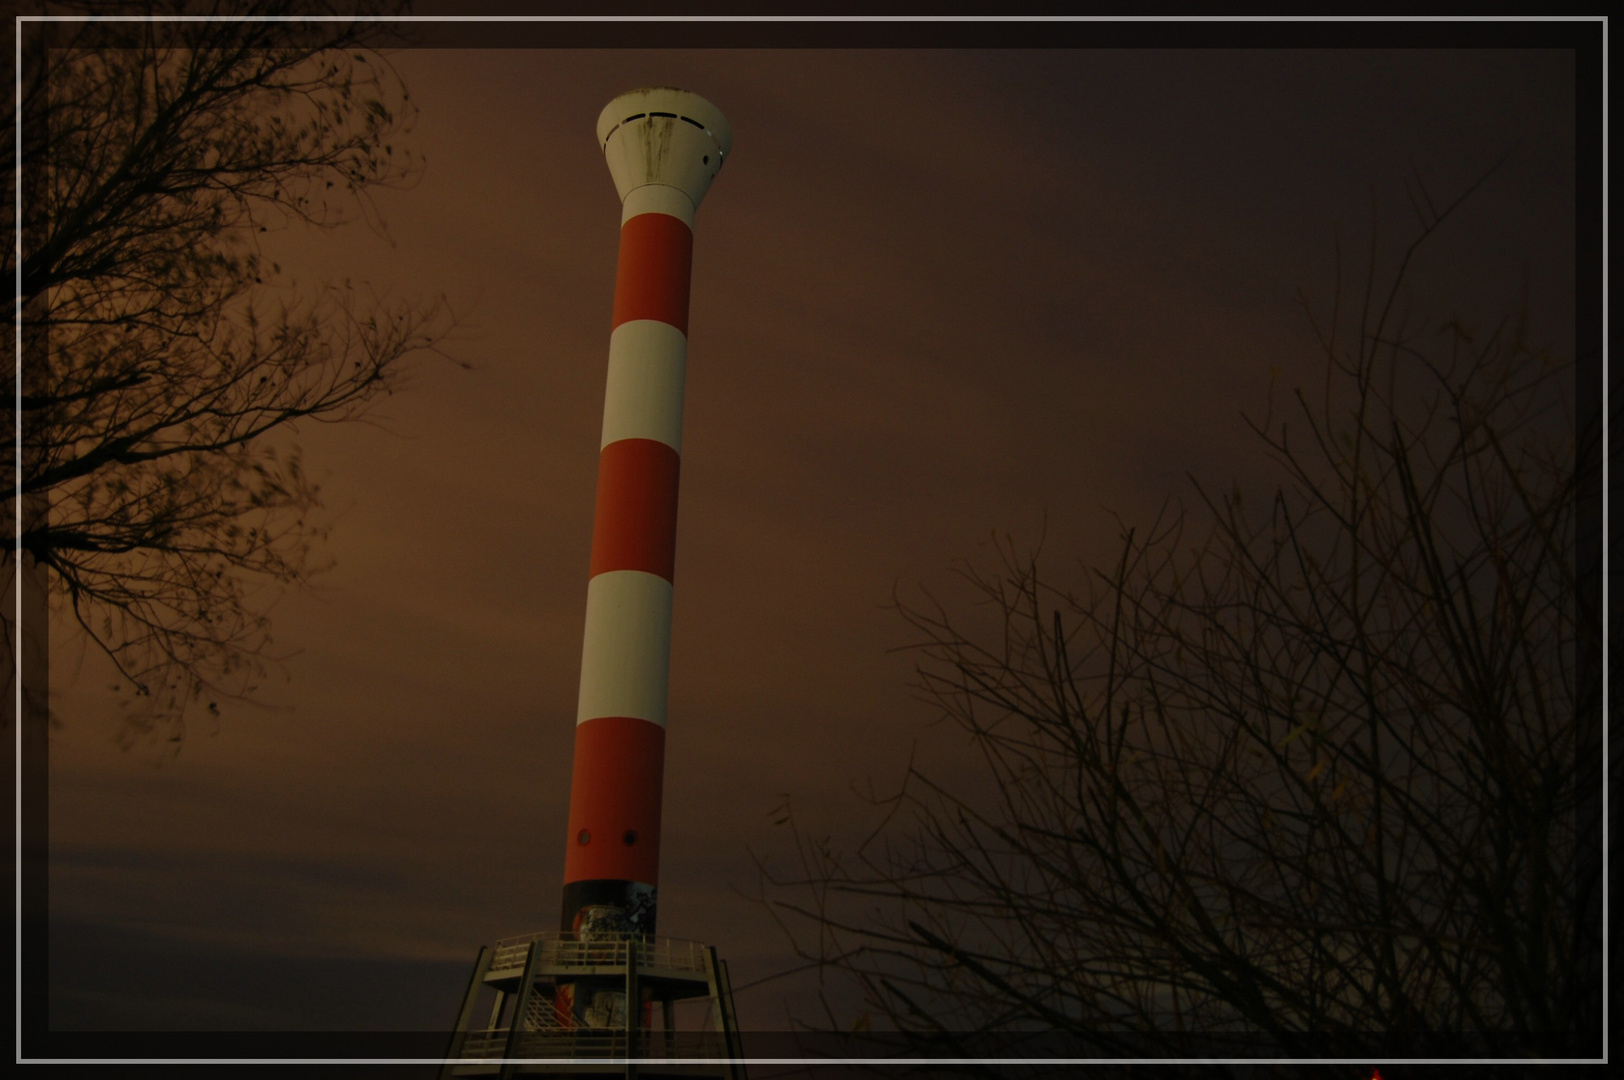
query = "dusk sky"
xmin=41 ymin=26 xmax=1581 ymax=1039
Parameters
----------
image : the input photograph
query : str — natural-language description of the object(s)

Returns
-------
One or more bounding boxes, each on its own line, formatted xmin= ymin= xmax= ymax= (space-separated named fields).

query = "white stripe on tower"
xmin=600 ymin=320 xmax=687 ymax=453
xmin=560 ymin=88 xmax=731 ymax=939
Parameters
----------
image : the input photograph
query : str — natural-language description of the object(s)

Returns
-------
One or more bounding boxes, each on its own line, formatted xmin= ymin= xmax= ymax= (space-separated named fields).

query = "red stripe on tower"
xmin=612 ymin=213 xmax=694 ymax=334
xmin=560 ymin=88 xmax=731 ymax=942
xmin=563 ymin=716 xmax=665 ymax=885
xmin=588 ymin=438 xmax=681 ymax=581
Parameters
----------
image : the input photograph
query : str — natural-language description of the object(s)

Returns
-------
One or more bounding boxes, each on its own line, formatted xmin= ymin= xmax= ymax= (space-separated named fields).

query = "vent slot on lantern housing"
xmin=602 ymin=113 xmax=721 ymax=152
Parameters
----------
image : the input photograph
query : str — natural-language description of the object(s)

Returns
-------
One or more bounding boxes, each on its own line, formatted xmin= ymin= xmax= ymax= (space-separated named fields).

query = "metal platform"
xmin=441 ymin=932 xmax=745 ymax=1079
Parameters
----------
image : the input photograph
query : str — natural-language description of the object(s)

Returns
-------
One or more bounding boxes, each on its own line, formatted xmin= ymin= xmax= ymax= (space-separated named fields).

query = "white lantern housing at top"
xmin=597 ymin=87 xmax=732 ymax=213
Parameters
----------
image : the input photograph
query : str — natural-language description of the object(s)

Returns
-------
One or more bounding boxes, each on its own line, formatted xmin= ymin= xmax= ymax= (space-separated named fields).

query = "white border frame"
xmin=10 ymin=11 xmax=1608 ymax=1070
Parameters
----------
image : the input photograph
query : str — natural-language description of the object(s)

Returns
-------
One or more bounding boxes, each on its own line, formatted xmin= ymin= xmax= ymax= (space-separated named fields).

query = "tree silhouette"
xmin=756 ymin=175 xmax=1599 ymax=1059
xmin=4 ymin=2 xmax=453 ymax=741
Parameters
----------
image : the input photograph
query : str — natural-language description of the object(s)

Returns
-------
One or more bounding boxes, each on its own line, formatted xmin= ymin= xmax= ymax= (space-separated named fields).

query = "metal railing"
xmin=445 ymin=934 xmax=743 ymax=1076
xmin=455 ymin=1027 xmax=734 ymax=1060
xmin=487 ymin=931 xmax=709 ymax=976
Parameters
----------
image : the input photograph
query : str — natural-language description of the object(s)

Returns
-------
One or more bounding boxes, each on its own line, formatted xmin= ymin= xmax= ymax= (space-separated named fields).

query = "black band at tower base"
xmin=560 ymin=879 xmax=657 ymax=936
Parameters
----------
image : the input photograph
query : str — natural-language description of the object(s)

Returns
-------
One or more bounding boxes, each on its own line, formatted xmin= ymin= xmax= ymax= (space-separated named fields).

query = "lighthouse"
xmin=441 ymin=90 xmax=744 ymax=1072
xmin=562 ymin=86 xmax=731 ymax=945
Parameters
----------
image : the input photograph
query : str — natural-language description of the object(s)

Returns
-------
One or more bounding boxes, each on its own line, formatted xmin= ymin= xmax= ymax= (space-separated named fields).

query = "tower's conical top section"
xmin=597 ymin=87 xmax=731 ymax=210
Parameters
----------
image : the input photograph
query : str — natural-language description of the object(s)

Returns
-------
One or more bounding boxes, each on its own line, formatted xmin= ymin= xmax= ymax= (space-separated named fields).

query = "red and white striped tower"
xmin=559 ymin=88 xmax=731 ymax=945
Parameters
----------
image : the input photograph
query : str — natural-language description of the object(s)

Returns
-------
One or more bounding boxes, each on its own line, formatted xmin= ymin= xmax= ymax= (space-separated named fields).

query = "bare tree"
xmin=755 ymin=176 xmax=1598 ymax=1060
xmin=4 ymin=2 xmax=453 ymax=741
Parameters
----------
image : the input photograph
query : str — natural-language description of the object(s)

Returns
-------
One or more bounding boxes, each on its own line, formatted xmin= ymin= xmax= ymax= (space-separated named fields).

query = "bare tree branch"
xmin=753 ymin=175 xmax=1592 ymax=1057
xmin=4 ymin=2 xmax=455 ymax=744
